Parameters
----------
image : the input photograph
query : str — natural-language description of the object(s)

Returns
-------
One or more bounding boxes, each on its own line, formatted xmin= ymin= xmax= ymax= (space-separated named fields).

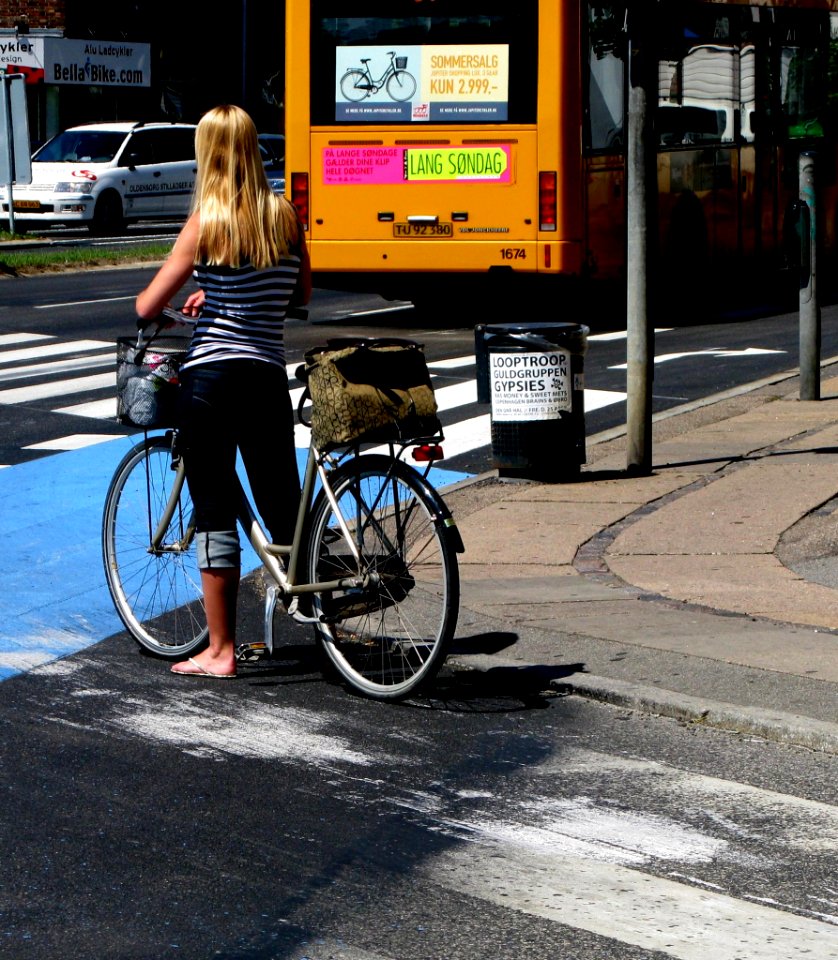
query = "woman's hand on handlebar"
xmin=135 ymin=290 xmax=202 ymax=330
xmin=181 ymin=289 xmax=204 ymax=318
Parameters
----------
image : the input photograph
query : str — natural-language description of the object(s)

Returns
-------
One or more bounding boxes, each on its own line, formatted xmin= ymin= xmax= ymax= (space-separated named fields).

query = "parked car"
xmin=0 ymin=121 xmax=197 ymax=234
xmin=258 ymin=133 xmax=285 ymax=194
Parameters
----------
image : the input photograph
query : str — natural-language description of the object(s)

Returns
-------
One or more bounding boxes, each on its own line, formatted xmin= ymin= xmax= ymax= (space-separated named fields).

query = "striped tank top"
xmin=180 ymin=256 xmax=302 ymax=372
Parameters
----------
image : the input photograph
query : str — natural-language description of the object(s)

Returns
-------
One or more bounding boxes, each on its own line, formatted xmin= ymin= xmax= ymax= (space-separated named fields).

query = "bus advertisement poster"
xmin=335 ymin=43 xmax=509 ymax=122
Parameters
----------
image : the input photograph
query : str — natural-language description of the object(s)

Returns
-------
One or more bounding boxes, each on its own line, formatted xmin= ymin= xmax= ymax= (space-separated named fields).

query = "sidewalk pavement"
xmin=445 ymin=364 xmax=838 ymax=755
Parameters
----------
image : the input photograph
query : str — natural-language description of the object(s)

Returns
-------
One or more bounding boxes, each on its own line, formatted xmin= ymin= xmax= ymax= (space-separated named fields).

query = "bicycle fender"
xmin=400 ymin=461 xmax=466 ymax=554
xmin=332 ymin=454 xmax=465 ymax=553
xmin=442 ymin=517 xmax=465 ymax=555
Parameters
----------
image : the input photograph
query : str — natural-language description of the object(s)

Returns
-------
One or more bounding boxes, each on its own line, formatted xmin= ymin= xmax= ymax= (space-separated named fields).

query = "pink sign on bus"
xmin=323 ymin=145 xmax=511 ymax=185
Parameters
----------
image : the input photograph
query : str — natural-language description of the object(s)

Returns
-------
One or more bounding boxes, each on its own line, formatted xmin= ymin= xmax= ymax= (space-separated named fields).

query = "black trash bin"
xmin=474 ymin=322 xmax=589 ymax=481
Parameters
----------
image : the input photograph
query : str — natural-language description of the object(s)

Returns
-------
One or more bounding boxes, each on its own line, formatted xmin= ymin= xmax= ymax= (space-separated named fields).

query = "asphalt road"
xmin=2 ymin=597 xmax=835 ymax=960
xmin=1 ymin=263 xmax=837 ymax=959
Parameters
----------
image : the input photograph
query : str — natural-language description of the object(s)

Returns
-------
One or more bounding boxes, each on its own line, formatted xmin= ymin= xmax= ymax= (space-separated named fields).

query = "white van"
xmin=0 ymin=121 xmax=197 ymax=233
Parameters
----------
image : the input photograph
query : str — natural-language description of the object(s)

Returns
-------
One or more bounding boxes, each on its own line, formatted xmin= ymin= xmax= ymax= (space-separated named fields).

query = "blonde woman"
xmin=136 ymin=104 xmax=311 ymax=679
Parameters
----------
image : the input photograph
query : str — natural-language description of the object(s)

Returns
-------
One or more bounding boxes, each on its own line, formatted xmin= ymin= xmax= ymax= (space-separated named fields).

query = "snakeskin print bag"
xmin=302 ymin=338 xmax=440 ymax=451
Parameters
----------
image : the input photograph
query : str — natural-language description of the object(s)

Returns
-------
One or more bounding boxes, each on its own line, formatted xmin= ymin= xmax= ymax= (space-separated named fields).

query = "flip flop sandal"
xmin=171 ymin=657 xmax=237 ymax=679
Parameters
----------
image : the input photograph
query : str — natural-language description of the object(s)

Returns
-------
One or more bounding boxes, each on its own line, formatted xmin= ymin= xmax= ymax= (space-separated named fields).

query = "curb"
xmin=449 ymin=655 xmax=838 ymax=755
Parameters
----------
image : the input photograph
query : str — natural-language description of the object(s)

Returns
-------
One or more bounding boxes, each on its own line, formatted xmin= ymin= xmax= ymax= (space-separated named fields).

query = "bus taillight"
xmin=291 ymin=172 xmax=309 ymax=230
xmin=539 ymin=171 xmax=557 ymax=232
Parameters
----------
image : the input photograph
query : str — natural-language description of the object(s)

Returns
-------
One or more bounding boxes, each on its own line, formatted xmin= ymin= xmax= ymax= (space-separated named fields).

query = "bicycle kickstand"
xmin=265 ymin=584 xmax=323 ymax=643
xmin=263 ymin=583 xmax=280 ymax=654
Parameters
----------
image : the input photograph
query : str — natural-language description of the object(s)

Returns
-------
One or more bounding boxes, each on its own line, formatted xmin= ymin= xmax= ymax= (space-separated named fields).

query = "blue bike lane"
xmin=0 ymin=438 xmax=470 ymax=681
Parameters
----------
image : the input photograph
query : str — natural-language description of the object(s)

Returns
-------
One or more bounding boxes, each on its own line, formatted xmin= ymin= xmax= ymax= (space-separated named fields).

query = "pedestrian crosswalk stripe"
xmin=420 ymin=744 xmax=838 ymax=958
xmin=427 ymin=845 xmax=836 ymax=959
xmin=0 ymin=371 xmax=114 ymax=404
xmin=585 ymin=387 xmax=627 ymax=412
xmin=23 ymin=434 xmax=120 ymax=452
xmin=53 ymin=398 xmax=118 ymax=419
xmin=0 ymin=333 xmax=53 ymax=347
xmin=433 ymin=379 xmax=477 ymax=410
xmin=427 ymin=355 xmax=475 ymax=369
xmin=434 ymin=413 xmax=491 ymax=449
xmin=1 ymin=353 xmax=113 ymax=382
xmin=0 ymin=338 xmax=111 ymax=365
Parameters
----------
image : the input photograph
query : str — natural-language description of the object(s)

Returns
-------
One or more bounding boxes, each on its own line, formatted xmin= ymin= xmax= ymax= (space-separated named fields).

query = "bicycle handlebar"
xmin=136 ymin=306 xmax=189 ymax=331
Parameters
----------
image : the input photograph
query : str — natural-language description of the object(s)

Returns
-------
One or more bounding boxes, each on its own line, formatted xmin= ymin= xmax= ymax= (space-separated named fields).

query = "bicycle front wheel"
xmin=386 ymin=69 xmax=417 ymax=102
xmin=339 ymin=69 xmax=370 ymax=102
xmin=306 ymin=455 xmax=459 ymax=701
xmin=102 ymin=434 xmax=207 ymax=659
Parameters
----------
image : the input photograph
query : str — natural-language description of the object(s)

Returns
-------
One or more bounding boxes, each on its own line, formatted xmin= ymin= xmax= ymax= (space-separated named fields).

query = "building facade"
xmin=0 ymin=0 xmax=284 ymax=146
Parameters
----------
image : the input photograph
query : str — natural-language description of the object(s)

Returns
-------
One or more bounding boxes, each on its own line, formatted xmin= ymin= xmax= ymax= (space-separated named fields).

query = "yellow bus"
xmin=284 ymin=0 xmax=838 ymax=312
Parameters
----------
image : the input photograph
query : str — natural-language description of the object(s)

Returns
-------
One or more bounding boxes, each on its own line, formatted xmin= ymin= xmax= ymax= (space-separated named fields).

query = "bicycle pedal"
xmin=236 ymin=641 xmax=269 ymax=663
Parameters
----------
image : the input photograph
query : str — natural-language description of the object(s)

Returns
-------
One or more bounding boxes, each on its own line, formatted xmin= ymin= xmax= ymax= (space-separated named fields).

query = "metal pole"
xmin=625 ymin=18 xmax=654 ymax=473
xmin=1 ymin=77 xmax=16 ymax=234
xmin=799 ymin=151 xmax=819 ymax=401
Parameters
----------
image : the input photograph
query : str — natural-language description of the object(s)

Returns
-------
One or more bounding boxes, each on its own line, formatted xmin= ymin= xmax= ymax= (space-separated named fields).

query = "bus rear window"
xmin=311 ymin=0 xmax=537 ymax=125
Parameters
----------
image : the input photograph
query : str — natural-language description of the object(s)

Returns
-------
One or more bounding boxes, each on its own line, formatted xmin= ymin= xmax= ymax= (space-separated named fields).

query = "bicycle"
xmin=101 ymin=337 xmax=464 ymax=701
xmin=339 ymin=51 xmax=417 ymax=103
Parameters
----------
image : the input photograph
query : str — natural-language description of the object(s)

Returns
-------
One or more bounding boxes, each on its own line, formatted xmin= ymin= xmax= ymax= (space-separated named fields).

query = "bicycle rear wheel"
xmin=102 ymin=433 xmax=207 ymax=659
xmin=306 ymin=454 xmax=459 ymax=700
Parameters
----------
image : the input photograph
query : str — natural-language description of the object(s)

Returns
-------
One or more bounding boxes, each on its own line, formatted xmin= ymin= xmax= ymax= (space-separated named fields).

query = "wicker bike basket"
xmin=395 ymin=56 xmax=408 ymax=69
xmin=115 ymin=333 xmax=190 ymax=428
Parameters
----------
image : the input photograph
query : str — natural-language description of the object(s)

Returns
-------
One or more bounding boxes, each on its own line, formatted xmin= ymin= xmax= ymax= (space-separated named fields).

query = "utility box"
xmin=474 ymin=322 xmax=589 ymax=481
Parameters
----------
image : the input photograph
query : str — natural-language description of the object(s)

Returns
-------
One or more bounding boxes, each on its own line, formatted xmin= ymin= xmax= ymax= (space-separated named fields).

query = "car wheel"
xmin=90 ymin=191 xmax=125 ymax=235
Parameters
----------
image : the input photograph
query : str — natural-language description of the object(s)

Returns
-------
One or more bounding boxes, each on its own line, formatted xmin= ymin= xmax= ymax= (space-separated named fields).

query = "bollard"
xmin=799 ymin=151 xmax=820 ymax=401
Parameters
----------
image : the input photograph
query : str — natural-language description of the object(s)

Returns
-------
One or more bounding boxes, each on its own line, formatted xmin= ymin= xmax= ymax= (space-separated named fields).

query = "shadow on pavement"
xmin=449 ymin=630 xmax=518 ymax=656
xmin=422 ymin=662 xmax=588 ymax=714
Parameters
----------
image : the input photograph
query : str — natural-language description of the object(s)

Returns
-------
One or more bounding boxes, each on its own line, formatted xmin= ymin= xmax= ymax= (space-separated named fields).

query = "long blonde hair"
xmin=192 ymin=104 xmax=299 ymax=269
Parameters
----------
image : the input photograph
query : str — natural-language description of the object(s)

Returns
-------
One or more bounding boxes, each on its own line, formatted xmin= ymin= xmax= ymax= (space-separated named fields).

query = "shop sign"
xmin=0 ymin=37 xmax=44 ymax=84
xmin=44 ymin=38 xmax=150 ymax=87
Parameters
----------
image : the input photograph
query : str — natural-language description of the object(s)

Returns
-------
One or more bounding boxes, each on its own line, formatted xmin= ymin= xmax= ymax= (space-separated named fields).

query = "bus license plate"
xmin=13 ymin=200 xmax=41 ymax=210
xmin=394 ymin=222 xmax=453 ymax=238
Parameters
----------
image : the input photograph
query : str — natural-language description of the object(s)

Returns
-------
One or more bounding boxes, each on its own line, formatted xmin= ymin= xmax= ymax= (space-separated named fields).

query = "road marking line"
xmin=35 ymin=295 xmax=136 ymax=309
xmin=427 ymin=845 xmax=838 ymax=959
xmin=433 ymin=380 xmax=477 ymax=409
xmin=0 ymin=339 xmax=112 ymax=365
xmin=53 ymin=398 xmax=120 ymax=419
xmin=0 ymin=354 xmax=113 ymax=382
xmin=588 ymin=328 xmax=674 ymax=341
xmin=433 ymin=414 xmax=491 ymax=455
xmin=0 ymin=333 xmax=54 ymax=346
xmin=609 ymin=347 xmax=786 ymax=370
xmin=23 ymin=434 xmax=121 ymax=452
xmin=0 ymin=372 xmax=113 ymax=403
xmin=585 ymin=388 xmax=627 ymax=411
xmin=427 ymin=355 xmax=474 ymax=369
